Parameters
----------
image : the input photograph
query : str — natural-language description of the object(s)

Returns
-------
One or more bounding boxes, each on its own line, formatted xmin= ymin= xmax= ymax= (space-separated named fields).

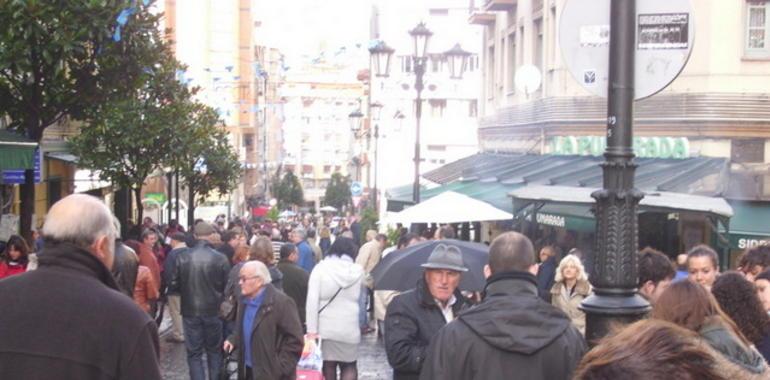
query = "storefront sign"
xmin=549 ymin=136 xmax=689 ymax=158
xmin=537 ymin=213 xmax=566 ymax=228
xmin=731 ymin=235 xmax=770 ymax=250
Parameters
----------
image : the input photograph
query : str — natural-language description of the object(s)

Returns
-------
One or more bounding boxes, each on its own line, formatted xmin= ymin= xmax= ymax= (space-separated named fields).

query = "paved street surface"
xmin=160 ymin=317 xmax=391 ymax=379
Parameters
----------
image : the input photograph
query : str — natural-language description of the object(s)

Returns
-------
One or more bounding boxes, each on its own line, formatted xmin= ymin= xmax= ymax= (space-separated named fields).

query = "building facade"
xmin=469 ymin=0 xmax=770 ymax=263
xmin=158 ymin=0 xmax=258 ymax=217
xmin=279 ymin=63 xmax=364 ymax=210
xmin=369 ymin=0 xmax=482 ymax=214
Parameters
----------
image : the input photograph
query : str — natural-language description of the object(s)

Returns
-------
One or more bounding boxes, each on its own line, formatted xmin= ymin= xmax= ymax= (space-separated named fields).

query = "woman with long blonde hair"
xmin=550 ymin=254 xmax=591 ymax=335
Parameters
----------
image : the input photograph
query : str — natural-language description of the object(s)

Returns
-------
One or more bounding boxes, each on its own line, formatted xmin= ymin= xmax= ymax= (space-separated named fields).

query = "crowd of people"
xmin=2 ymin=193 xmax=770 ymax=379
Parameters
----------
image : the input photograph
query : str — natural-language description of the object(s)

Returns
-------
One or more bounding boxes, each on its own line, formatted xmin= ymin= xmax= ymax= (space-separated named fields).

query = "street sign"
xmin=350 ymin=181 xmax=363 ymax=197
xmin=352 ymin=195 xmax=362 ymax=208
xmin=2 ymin=148 xmax=41 ymax=184
xmin=559 ymin=0 xmax=694 ymax=100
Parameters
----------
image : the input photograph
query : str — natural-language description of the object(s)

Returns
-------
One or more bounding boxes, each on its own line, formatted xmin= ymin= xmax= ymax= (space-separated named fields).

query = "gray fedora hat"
xmin=421 ymin=244 xmax=468 ymax=272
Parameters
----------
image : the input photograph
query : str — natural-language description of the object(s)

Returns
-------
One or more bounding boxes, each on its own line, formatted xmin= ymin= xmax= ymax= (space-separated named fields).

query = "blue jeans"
xmin=358 ymin=285 xmax=368 ymax=328
xmin=184 ymin=316 xmax=223 ymax=380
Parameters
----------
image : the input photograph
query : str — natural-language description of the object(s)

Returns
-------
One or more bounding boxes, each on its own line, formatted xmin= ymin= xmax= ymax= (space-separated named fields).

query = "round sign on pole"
xmin=350 ymin=181 xmax=363 ymax=197
xmin=559 ymin=0 xmax=694 ymax=100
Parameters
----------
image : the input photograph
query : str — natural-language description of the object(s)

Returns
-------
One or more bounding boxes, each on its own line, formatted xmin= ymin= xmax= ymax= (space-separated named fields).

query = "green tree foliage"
xmin=70 ymin=50 xmax=191 ymax=222
xmin=175 ymin=104 xmax=240 ymax=226
xmin=0 ymin=0 xmax=163 ymax=240
xmin=323 ymin=173 xmax=351 ymax=210
xmin=272 ymin=170 xmax=304 ymax=209
xmin=359 ymin=207 xmax=379 ymax=242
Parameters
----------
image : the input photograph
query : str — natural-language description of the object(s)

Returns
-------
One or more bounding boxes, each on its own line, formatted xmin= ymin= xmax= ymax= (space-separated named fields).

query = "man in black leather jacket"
xmin=169 ymin=222 xmax=230 ymax=380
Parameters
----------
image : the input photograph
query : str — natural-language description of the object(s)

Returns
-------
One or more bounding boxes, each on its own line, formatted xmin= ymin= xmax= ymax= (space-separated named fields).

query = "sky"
xmin=254 ymin=0 xmax=374 ymax=67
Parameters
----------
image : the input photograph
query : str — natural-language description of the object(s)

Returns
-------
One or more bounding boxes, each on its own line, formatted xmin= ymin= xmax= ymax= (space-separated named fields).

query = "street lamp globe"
xmin=409 ymin=22 xmax=433 ymax=59
xmin=348 ymin=108 xmax=364 ymax=133
xmin=444 ymin=43 xmax=472 ymax=80
xmin=369 ymin=40 xmax=395 ymax=78
xmin=370 ymin=102 xmax=383 ymax=121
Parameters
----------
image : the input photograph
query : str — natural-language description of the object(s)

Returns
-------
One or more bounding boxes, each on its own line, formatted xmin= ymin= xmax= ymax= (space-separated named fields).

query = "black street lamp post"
xmin=370 ymin=101 xmax=383 ymax=209
xmin=581 ymin=0 xmax=650 ymax=344
xmin=367 ymin=24 xmax=470 ymax=206
xmin=409 ymin=22 xmax=432 ymax=204
xmin=348 ymin=106 xmax=364 ymax=183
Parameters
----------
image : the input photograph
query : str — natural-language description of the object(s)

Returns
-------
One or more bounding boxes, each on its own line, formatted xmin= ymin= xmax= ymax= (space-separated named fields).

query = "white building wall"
xmin=373 ymin=0 xmax=482 ymax=197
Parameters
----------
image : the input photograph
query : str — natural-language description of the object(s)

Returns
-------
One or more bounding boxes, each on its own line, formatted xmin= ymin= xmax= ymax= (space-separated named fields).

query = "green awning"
xmin=725 ymin=202 xmax=770 ymax=250
xmin=536 ymin=204 xmax=596 ymax=233
xmin=0 ymin=130 xmax=37 ymax=171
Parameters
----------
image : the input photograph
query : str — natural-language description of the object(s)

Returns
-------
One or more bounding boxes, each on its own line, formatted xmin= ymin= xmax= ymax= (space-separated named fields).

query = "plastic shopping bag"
xmin=297 ymin=336 xmax=323 ymax=371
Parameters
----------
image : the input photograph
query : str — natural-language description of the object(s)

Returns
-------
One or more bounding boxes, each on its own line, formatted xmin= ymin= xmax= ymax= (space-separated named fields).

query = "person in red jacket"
xmin=0 ymin=235 xmax=30 ymax=279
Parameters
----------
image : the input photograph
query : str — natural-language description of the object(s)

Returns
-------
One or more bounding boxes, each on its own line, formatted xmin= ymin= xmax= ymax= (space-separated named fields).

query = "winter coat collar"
xmin=37 ymin=240 xmax=119 ymax=291
xmin=550 ymin=279 xmax=591 ymax=297
xmin=483 ymin=270 xmax=538 ymax=299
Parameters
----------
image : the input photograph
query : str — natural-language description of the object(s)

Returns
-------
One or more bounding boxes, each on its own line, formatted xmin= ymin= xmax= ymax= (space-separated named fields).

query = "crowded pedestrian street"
xmin=2 ymin=0 xmax=770 ymax=379
xmin=159 ymin=316 xmax=392 ymax=379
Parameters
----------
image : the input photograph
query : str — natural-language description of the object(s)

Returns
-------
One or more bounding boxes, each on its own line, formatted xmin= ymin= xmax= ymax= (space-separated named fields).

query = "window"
xmin=508 ymin=32 xmax=517 ymax=92
xmin=533 ymin=19 xmax=543 ymax=71
xmin=429 ymin=8 xmax=449 ymax=16
xmin=429 ymin=99 xmax=447 ymax=118
xmin=732 ymin=139 xmax=765 ymax=163
xmin=469 ymin=99 xmax=478 ymax=117
xmin=548 ymin=6 xmax=557 ymax=68
xmin=487 ymin=45 xmax=495 ymax=96
xmin=431 ymin=56 xmax=442 ymax=73
xmin=401 ymin=56 xmax=412 ymax=73
xmin=747 ymin=1 xmax=770 ymax=57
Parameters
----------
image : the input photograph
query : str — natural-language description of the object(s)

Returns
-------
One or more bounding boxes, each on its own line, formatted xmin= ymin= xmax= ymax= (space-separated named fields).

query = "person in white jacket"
xmin=306 ymin=236 xmax=365 ymax=380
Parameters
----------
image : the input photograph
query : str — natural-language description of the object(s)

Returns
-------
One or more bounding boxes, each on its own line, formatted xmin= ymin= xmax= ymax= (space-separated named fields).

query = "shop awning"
xmin=384 ymin=191 xmax=513 ymax=224
xmin=723 ymin=202 xmax=770 ymax=249
xmin=387 ymin=153 xmax=730 ymax=217
xmin=509 ymin=185 xmax=734 ymax=218
xmin=0 ymin=130 xmax=37 ymax=171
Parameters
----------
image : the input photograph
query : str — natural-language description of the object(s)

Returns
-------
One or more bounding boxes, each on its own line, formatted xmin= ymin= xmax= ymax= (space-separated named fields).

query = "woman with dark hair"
xmin=652 ymin=280 xmax=768 ymax=376
xmin=306 ymin=236 xmax=364 ymax=380
xmin=575 ymin=319 xmax=758 ymax=380
xmin=711 ymin=271 xmax=770 ymax=362
xmin=0 ymin=235 xmax=30 ymax=279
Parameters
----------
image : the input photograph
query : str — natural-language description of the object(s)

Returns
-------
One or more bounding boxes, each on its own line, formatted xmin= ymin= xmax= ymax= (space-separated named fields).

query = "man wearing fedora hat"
xmin=384 ymin=243 xmax=472 ymax=380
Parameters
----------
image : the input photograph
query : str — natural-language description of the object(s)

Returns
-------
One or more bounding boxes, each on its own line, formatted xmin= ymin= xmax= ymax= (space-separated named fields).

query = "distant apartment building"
xmin=279 ymin=63 xmax=364 ymax=210
xmin=157 ymin=0 xmax=258 ymax=216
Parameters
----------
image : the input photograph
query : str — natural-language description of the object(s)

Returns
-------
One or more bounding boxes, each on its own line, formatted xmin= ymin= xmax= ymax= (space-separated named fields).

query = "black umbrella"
xmin=372 ymin=239 xmax=489 ymax=292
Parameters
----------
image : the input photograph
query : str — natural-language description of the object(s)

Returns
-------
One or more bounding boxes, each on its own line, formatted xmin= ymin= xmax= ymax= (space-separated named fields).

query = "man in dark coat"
xmin=169 ymin=222 xmax=231 ymax=380
xmin=276 ymin=243 xmax=310 ymax=326
xmin=421 ymin=232 xmax=587 ymax=380
xmin=224 ymin=261 xmax=303 ymax=379
xmin=536 ymin=245 xmax=559 ymax=302
xmin=384 ymin=244 xmax=472 ymax=380
xmin=0 ymin=194 xmax=161 ymax=379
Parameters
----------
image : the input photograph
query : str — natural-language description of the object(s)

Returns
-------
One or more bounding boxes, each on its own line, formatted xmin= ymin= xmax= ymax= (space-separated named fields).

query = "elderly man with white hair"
xmin=291 ymin=227 xmax=316 ymax=272
xmin=224 ymin=261 xmax=303 ymax=379
xmin=0 ymin=194 xmax=161 ymax=379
